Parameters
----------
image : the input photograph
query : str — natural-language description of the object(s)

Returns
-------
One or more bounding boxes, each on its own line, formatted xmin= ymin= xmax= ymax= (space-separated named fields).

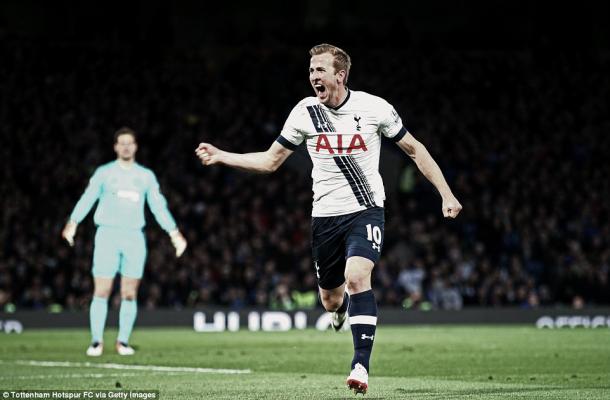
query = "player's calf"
xmin=330 ymin=292 xmax=349 ymax=332
xmin=331 ymin=310 xmax=348 ymax=332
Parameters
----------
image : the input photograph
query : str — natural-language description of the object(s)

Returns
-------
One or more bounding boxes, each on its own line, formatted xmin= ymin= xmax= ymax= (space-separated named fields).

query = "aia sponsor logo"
xmin=315 ymin=134 xmax=367 ymax=154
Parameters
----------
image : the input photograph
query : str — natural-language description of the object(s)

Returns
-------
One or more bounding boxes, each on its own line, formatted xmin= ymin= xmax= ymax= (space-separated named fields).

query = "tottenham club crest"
xmin=353 ymin=115 xmax=362 ymax=131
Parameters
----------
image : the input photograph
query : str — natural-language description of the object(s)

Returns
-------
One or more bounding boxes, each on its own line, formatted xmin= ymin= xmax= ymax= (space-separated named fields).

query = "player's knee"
xmin=120 ymin=286 xmax=137 ymax=300
xmin=121 ymin=292 xmax=137 ymax=301
xmin=93 ymin=287 xmax=111 ymax=298
xmin=345 ymin=273 xmax=370 ymax=294
xmin=345 ymin=257 xmax=374 ymax=294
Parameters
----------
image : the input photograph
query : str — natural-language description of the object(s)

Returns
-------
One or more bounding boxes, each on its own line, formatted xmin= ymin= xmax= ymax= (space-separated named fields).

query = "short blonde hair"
xmin=309 ymin=43 xmax=352 ymax=85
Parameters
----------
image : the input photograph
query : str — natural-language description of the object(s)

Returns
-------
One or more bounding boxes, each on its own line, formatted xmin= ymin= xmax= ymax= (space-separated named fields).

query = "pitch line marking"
xmin=0 ymin=373 xmax=144 ymax=380
xmin=1 ymin=360 xmax=252 ymax=374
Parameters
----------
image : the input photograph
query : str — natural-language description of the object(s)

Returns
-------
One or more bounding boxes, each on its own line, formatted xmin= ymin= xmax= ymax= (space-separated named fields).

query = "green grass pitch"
xmin=1 ymin=326 xmax=609 ymax=399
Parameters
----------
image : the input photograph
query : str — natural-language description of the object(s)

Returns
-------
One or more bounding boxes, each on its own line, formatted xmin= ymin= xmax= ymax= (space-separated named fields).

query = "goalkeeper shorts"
xmin=92 ymin=226 xmax=147 ymax=279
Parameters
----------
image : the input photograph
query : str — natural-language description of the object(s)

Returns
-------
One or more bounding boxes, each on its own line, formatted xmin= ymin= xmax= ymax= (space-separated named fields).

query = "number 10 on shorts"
xmin=366 ymin=224 xmax=382 ymax=252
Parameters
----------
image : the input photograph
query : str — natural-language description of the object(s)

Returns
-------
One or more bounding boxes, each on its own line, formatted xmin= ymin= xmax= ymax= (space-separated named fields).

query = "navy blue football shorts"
xmin=311 ymin=206 xmax=385 ymax=290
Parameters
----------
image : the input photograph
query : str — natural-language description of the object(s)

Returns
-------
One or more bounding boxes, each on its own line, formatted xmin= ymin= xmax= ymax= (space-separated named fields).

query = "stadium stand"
xmin=1 ymin=5 xmax=608 ymax=312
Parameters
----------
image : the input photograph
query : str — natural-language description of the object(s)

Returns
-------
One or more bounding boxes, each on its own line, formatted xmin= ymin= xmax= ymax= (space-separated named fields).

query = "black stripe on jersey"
xmin=307 ymin=105 xmax=328 ymax=133
xmin=275 ymin=135 xmax=299 ymax=151
xmin=345 ymin=155 xmax=375 ymax=205
xmin=312 ymin=106 xmax=331 ymax=132
xmin=391 ymin=126 xmax=408 ymax=142
xmin=316 ymin=106 xmax=336 ymax=132
xmin=307 ymin=105 xmax=336 ymax=133
xmin=334 ymin=156 xmax=374 ymax=208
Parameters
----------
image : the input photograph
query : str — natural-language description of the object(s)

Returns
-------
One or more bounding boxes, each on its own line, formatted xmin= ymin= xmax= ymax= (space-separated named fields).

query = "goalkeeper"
xmin=62 ymin=127 xmax=187 ymax=356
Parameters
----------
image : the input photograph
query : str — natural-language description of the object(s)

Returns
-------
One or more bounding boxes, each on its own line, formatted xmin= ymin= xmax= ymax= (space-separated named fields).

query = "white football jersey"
xmin=277 ymin=89 xmax=407 ymax=217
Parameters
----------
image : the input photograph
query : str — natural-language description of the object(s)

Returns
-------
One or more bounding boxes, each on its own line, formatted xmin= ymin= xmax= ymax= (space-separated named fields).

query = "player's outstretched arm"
xmin=397 ymin=133 xmax=462 ymax=219
xmin=195 ymin=141 xmax=293 ymax=174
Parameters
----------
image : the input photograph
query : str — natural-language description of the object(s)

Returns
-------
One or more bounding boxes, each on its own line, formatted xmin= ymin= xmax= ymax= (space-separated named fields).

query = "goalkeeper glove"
xmin=169 ymin=229 xmax=187 ymax=257
xmin=62 ymin=220 xmax=78 ymax=247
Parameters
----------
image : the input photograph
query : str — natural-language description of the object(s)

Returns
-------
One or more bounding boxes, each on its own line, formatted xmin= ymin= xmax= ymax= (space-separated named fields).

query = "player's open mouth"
xmin=315 ymin=84 xmax=326 ymax=96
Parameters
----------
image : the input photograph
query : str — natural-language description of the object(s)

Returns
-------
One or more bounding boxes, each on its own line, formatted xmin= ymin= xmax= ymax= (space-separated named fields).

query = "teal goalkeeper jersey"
xmin=69 ymin=161 xmax=177 ymax=232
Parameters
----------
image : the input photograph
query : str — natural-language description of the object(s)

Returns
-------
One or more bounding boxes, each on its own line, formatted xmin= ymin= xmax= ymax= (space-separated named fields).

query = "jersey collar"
xmin=327 ymin=88 xmax=351 ymax=111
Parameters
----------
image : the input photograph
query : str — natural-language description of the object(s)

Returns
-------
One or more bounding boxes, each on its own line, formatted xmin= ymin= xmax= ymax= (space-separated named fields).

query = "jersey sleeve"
xmin=145 ymin=171 xmax=177 ymax=233
xmin=69 ymin=167 xmax=104 ymax=223
xmin=378 ymin=100 xmax=408 ymax=142
xmin=276 ymin=102 xmax=307 ymax=150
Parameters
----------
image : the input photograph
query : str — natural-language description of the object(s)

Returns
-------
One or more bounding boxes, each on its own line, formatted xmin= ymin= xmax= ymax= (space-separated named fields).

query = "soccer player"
xmin=195 ymin=44 xmax=462 ymax=394
xmin=62 ymin=127 xmax=187 ymax=356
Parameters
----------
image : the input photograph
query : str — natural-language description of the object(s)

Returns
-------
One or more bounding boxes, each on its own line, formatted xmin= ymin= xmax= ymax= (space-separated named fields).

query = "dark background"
xmin=1 ymin=1 xmax=608 ymax=311
xmin=2 ymin=1 xmax=609 ymax=49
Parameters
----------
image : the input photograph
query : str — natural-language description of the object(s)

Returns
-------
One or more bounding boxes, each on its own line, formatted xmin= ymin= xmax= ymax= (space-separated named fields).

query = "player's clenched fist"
xmin=442 ymin=196 xmax=463 ymax=219
xmin=195 ymin=143 xmax=221 ymax=166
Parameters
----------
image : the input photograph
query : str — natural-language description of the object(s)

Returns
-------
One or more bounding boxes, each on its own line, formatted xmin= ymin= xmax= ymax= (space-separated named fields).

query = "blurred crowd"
xmin=1 ymin=39 xmax=608 ymax=312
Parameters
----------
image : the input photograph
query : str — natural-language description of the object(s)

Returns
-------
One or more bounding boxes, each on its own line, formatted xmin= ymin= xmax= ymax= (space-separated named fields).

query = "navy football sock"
xmin=337 ymin=291 xmax=349 ymax=314
xmin=348 ymin=290 xmax=377 ymax=372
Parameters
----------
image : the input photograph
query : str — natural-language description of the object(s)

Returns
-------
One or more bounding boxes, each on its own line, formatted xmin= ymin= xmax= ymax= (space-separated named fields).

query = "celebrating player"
xmin=195 ymin=44 xmax=462 ymax=394
xmin=62 ymin=127 xmax=187 ymax=356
